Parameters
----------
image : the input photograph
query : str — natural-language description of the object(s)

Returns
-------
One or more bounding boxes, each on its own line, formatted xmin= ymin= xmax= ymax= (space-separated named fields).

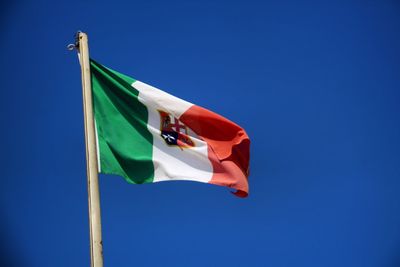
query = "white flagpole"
xmin=75 ymin=31 xmax=104 ymax=267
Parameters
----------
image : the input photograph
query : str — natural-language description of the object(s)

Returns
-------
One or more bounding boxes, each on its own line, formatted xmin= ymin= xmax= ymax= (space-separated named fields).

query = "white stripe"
xmin=94 ymin=119 xmax=101 ymax=173
xmin=132 ymin=81 xmax=193 ymax=118
xmin=133 ymin=80 xmax=213 ymax=184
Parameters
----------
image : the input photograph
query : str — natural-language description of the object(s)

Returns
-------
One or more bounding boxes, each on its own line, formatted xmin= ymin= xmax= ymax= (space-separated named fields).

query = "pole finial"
xmin=67 ymin=31 xmax=84 ymax=51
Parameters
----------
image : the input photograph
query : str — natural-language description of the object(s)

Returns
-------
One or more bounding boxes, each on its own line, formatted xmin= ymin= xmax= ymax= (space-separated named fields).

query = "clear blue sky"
xmin=1 ymin=1 xmax=400 ymax=266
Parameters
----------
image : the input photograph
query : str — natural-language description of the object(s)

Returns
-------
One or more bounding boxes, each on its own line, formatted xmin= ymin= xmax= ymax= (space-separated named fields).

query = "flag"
xmin=90 ymin=59 xmax=250 ymax=197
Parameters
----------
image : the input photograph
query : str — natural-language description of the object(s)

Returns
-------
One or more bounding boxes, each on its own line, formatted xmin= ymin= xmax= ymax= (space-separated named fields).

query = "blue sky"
xmin=1 ymin=1 xmax=400 ymax=266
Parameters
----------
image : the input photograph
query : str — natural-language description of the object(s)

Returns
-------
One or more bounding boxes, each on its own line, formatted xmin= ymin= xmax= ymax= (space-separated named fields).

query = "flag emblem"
xmin=158 ymin=110 xmax=195 ymax=148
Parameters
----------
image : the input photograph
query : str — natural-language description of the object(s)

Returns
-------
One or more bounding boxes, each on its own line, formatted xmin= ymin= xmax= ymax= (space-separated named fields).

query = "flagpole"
xmin=75 ymin=31 xmax=104 ymax=267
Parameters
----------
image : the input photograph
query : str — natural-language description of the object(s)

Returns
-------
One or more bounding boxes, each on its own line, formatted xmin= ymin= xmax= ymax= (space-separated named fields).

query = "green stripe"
xmin=90 ymin=59 xmax=154 ymax=184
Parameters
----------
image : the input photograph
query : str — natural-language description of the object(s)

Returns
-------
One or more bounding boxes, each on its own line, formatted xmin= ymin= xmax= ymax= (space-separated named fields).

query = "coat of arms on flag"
xmin=158 ymin=110 xmax=195 ymax=148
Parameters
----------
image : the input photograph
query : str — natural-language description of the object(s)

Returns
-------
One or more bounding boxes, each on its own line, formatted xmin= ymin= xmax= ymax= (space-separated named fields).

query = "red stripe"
xmin=179 ymin=105 xmax=250 ymax=197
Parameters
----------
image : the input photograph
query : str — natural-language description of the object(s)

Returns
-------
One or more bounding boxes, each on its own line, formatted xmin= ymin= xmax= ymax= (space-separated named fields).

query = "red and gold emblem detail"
xmin=158 ymin=110 xmax=195 ymax=148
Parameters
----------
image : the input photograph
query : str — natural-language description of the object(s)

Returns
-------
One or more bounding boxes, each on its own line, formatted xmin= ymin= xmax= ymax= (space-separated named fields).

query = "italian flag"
xmin=90 ymin=60 xmax=250 ymax=197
